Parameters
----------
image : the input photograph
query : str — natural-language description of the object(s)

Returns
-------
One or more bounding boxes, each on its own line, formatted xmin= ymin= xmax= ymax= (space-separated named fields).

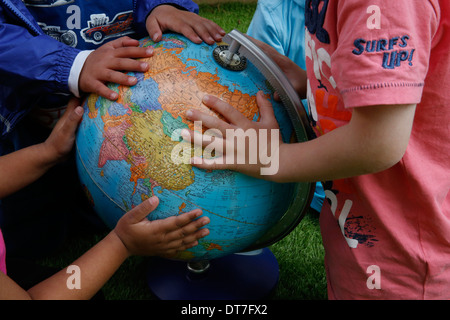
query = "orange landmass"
xmin=207 ymin=243 xmax=223 ymax=251
xmin=178 ymin=202 xmax=187 ymax=214
xmin=140 ymin=46 xmax=261 ymax=130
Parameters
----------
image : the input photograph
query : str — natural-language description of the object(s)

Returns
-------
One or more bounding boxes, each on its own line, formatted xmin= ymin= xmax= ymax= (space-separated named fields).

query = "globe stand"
xmin=146 ymin=248 xmax=279 ymax=300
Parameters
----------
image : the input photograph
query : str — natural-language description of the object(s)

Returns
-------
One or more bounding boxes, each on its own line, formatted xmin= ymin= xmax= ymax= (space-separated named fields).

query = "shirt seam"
xmin=341 ymin=81 xmax=425 ymax=94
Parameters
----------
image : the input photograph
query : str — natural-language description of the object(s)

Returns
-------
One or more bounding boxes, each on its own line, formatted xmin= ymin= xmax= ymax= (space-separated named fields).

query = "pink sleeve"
xmin=332 ymin=0 xmax=440 ymax=108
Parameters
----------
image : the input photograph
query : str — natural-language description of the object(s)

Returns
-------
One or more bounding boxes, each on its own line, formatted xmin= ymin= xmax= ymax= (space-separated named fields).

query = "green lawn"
xmin=198 ymin=1 xmax=258 ymax=33
xmin=39 ymin=1 xmax=327 ymax=300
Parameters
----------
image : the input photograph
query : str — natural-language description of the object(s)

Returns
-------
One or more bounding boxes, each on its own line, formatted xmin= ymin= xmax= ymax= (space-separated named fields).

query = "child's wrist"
xmin=110 ymin=228 xmax=133 ymax=258
xmin=32 ymin=142 xmax=61 ymax=171
xmin=69 ymin=50 xmax=94 ymax=98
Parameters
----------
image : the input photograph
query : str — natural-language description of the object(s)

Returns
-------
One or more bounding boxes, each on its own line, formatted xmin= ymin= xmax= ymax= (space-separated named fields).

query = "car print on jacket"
xmin=23 ymin=0 xmax=74 ymax=7
xmin=81 ymin=11 xmax=134 ymax=45
xmin=38 ymin=22 xmax=77 ymax=47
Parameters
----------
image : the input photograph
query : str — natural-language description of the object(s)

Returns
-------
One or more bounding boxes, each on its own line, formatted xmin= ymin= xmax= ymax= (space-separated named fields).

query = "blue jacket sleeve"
xmin=133 ymin=0 xmax=199 ymax=38
xmin=0 ymin=0 xmax=80 ymax=137
xmin=0 ymin=25 xmax=80 ymax=94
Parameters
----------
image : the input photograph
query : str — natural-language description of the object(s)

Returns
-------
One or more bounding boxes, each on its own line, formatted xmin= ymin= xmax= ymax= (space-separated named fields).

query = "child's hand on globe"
xmin=79 ymin=37 xmax=154 ymax=100
xmin=113 ymin=196 xmax=210 ymax=258
xmin=41 ymin=98 xmax=84 ymax=166
xmin=146 ymin=5 xmax=225 ymax=45
xmin=183 ymin=92 xmax=283 ymax=179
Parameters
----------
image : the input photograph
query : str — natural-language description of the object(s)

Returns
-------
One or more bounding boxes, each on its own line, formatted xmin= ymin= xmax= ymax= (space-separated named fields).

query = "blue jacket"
xmin=0 ymin=0 xmax=198 ymax=140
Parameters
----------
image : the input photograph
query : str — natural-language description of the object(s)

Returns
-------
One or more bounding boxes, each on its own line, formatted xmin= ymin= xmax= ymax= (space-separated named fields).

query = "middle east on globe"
xmin=75 ymin=33 xmax=313 ymax=262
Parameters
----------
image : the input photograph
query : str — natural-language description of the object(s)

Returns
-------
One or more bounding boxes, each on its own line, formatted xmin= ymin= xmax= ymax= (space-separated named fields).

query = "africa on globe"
xmin=75 ymin=33 xmax=304 ymax=261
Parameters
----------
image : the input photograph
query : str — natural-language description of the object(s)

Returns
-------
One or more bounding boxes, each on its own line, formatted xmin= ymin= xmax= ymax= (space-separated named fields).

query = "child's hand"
xmin=113 ymin=196 xmax=210 ymax=258
xmin=42 ymin=98 xmax=83 ymax=165
xmin=246 ymin=36 xmax=307 ymax=100
xmin=79 ymin=37 xmax=153 ymax=100
xmin=146 ymin=5 xmax=225 ymax=45
xmin=182 ymin=92 xmax=283 ymax=178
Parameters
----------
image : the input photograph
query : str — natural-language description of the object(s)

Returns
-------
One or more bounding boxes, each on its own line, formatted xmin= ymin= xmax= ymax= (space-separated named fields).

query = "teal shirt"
xmin=248 ymin=0 xmax=306 ymax=69
xmin=247 ymin=0 xmax=325 ymax=213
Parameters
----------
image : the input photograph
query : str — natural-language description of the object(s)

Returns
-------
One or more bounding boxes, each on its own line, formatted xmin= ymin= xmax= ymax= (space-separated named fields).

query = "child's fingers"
xmin=65 ymin=97 xmax=80 ymax=113
xmin=185 ymin=109 xmax=232 ymax=136
xmin=91 ymin=81 xmax=120 ymax=101
xmin=145 ymin=16 xmax=163 ymax=42
xmin=55 ymin=99 xmax=83 ymax=135
xmin=178 ymin=227 xmax=210 ymax=249
xmin=165 ymin=222 xmax=210 ymax=251
xmin=114 ymin=46 xmax=154 ymax=59
xmin=179 ymin=128 xmax=225 ymax=161
xmin=256 ymin=91 xmax=279 ymax=128
xmin=69 ymin=106 xmax=84 ymax=123
xmin=189 ymin=19 xmax=225 ymax=44
xmin=167 ymin=209 xmax=208 ymax=232
xmin=123 ymin=196 xmax=160 ymax=224
xmin=109 ymin=57 xmax=149 ymax=74
xmin=95 ymin=71 xmax=137 ymax=94
xmin=181 ymin=24 xmax=212 ymax=44
xmin=190 ymin=156 xmax=231 ymax=172
xmin=109 ymin=36 xmax=140 ymax=49
xmin=201 ymin=95 xmax=249 ymax=127
xmin=204 ymin=21 xmax=226 ymax=42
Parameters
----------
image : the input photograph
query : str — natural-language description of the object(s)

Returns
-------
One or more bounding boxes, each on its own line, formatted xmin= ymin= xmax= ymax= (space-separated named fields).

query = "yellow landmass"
xmin=86 ymin=93 xmax=99 ymax=119
xmin=125 ymin=110 xmax=195 ymax=191
xmin=173 ymin=250 xmax=195 ymax=261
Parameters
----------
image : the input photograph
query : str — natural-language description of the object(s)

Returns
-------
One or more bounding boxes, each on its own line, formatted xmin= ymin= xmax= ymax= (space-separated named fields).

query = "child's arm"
xmin=145 ymin=4 xmax=225 ymax=45
xmin=180 ymin=35 xmax=416 ymax=182
xmin=248 ymin=36 xmax=308 ymax=100
xmin=0 ymin=196 xmax=210 ymax=300
xmin=0 ymin=99 xmax=83 ymax=198
xmin=183 ymin=92 xmax=416 ymax=183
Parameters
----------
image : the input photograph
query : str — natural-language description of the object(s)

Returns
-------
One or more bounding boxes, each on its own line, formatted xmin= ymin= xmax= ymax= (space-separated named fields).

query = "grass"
xmin=198 ymin=2 xmax=258 ymax=33
xmin=38 ymin=1 xmax=327 ymax=300
xmin=270 ymin=212 xmax=326 ymax=299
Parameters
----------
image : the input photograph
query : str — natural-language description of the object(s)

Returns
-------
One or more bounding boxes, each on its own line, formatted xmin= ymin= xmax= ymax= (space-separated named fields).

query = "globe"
xmin=75 ymin=33 xmax=311 ymax=262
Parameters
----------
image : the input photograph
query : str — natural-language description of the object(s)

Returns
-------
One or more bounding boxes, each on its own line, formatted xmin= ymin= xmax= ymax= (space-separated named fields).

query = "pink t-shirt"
xmin=0 ymin=228 xmax=6 ymax=274
xmin=305 ymin=0 xmax=450 ymax=299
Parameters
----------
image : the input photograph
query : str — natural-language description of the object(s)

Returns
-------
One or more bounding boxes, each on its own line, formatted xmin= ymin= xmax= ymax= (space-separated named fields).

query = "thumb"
xmin=123 ymin=196 xmax=159 ymax=224
xmin=54 ymin=98 xmax=82 ymax=136
xmin=60 ymin=105 xmax=83 ymax=136
xmin=256 ymin=91 xmax=278 ymax=128
xmin=69 ymin=106 xmax=84 ymax=123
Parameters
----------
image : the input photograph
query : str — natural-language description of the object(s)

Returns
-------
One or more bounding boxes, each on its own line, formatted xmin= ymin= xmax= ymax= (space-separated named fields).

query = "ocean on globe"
xmin=75 ymin=34 xmax=301 ymax=261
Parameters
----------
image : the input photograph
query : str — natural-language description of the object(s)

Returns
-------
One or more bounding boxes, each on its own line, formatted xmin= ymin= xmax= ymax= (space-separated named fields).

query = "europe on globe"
xmin=75 ymin=33 xmax=309 ymax=262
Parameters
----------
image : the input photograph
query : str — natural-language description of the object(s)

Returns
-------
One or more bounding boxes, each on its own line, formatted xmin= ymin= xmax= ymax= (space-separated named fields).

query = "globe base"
xmin=146 ymin=248 xmax=279 ymax=300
